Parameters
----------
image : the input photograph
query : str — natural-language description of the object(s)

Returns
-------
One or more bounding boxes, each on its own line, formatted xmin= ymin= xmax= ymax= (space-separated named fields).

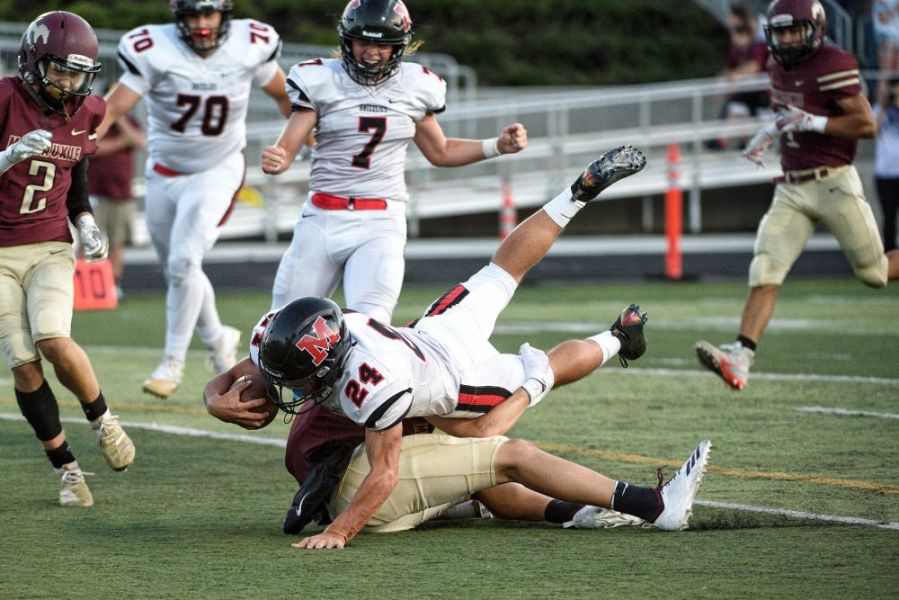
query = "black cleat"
xmin=610 ymin=303 xmax=648 ymax=367
xmin=570 ymin=145 xmax=647 ymax=202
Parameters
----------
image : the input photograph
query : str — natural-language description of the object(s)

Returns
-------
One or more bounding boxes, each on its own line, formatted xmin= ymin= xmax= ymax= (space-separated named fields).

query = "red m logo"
xmin=296 ymin=316 xmax=341 ymax=366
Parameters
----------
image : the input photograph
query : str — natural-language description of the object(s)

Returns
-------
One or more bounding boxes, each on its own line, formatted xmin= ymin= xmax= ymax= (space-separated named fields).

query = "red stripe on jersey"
xmin=426 ymin=285 xmax=468 ymax=316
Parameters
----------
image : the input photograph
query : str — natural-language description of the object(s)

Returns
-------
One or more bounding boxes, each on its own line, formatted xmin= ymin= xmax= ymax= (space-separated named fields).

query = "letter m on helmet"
xmin=295 ymin=316 xmax=342 ymax=366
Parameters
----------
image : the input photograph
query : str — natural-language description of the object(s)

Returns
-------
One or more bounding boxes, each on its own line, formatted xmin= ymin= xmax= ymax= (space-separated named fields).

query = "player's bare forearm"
xmin=294 ymin=425 xmax=402 ymax=549
xmin=98 ymin=83 xmax=142 ymax=139
xmin=203 ymin=357 xmax=263 ymax=426
xmin=262 ymin=109 xmax=315 ymax=174
xmin=427 ymin=389 xmax=530 ymax=438
xmin=830 ymin=94 xmax=877 ymax=139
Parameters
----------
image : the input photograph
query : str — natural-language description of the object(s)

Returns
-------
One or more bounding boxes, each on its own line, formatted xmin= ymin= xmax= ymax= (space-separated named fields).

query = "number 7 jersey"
xmin=116 ymin=19 xmax=282 ymax=174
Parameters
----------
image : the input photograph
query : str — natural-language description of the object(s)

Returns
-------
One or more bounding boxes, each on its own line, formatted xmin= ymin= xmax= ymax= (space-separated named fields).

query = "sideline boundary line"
xmin=794 ymin=406 xmax=899 ymax=420
xmin=2 ymin=413 xmax=897 ymax=530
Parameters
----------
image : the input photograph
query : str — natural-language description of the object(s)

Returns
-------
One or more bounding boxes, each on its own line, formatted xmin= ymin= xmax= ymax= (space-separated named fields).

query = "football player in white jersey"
xmin=97 ymin=0 xmax=292 ymax=399
xmin=206 ymin=148 xmax=714 ymax=548
xmin=261 ymin=0 xmax=528 ymax=322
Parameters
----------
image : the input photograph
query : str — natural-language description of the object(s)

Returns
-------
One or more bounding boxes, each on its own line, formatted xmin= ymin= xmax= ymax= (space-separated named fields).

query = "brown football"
xmin=231 ymin=374 xmax=279 ymax=429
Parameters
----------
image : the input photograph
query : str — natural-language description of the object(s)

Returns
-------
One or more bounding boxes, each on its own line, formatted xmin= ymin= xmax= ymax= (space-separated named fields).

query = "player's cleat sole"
xmin=610 ymin=303 xmax=648 ymax=366
xmin=570 ymin=145 xmax=647 ymax=202
xmin=651 ymin=440 xmax=712 ymax=531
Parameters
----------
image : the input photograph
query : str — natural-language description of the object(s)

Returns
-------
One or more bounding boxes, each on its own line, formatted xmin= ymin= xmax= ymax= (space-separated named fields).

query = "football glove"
xmin=519 ymin=342 xmax=554 ymax=407
xmin=0 ymin=129 xmax=52 ymax=174
xmin=775 ymin=104 xmax=828 ymax=134
xmin=77 ymin=214 xmax=109 ymax=262
xmin=742 ymin=122 xmax=778 ymax=167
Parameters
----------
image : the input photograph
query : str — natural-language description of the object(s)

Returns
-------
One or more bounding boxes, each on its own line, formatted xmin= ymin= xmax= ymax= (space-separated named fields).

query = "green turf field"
xmin=1 ymin=278 xmax=897 ymax=599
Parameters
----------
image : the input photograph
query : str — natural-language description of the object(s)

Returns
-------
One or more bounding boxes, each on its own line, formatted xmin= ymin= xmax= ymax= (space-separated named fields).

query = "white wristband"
xmin=481 ymin=137 xmax=501 ymax=159
xmin=809 ymin=115 xmax=828 ymax=133
xmin=522 ymin=378 xmax=548 ymax=407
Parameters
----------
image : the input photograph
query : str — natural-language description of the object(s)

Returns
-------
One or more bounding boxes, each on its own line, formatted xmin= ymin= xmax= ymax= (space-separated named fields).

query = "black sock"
xmin=736 ymin=335 xmax=757 ymax=352
xmin=611 ymin=481 xmax=662 ymax=522
xmin=46 ymin=441 xmax=76 ymax=469
xmin=81 ymin=391 xmax=108 ymax=422
xmin=544 ymin=499 xmax=584 ymax=524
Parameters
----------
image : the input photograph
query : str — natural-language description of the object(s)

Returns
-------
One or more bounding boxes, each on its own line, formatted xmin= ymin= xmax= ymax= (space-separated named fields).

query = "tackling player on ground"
xmin=206 ymin=147 xmax=713 ymax=548
xmin=0 ymin=11 xmax=135 ymax=507
xmin=98 ymin=0 xmax=292 ymax=399
xmin=696 ymin=0 xmax=899 ymax=390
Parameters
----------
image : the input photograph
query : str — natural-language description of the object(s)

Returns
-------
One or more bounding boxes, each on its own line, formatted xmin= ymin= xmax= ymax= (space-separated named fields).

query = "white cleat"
xmin=651 ymin=440 xmax=712 ymax=531
xmin=209 ymin=325 xmax=241 ymax=373
xmin=563 ymin=505 xmax=644 ymax=529
xmin=93 ymin=412 xmax=135 ymax=471
xmin=143 ymin=356 xmax=184 ymax=399
xmin=695 ymin=341 xmax=755 ymax=391
xmin=55 ymin=462 xmax=93 ymax=507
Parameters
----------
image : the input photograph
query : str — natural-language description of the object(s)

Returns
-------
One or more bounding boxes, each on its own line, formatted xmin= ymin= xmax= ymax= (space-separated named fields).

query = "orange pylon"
xmin=665 ymin=143 xmax=683 ymax=280
xmin=499 ymin=180 xmax=517 ymax=240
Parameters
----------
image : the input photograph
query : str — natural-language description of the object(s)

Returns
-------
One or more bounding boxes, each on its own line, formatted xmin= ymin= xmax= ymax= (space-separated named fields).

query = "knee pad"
xmin=15 ymin=380 xmax=62 ymax=441
xmin=748 ymin=254 xmax=789 ymax=287
xmin=854 ymin=256 xmax=888 ymax=288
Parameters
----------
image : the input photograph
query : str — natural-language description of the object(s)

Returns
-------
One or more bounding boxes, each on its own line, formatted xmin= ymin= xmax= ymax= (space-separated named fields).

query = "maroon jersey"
xmin=0 ymin=77 xmax=105 ymax=247
xmin=284 ymin=403 xmax=433 ymax=485
xmin=768 ymin=44 xmax=861 ymax=171
xmin=88 ymin=116 xmax=138 ymax=201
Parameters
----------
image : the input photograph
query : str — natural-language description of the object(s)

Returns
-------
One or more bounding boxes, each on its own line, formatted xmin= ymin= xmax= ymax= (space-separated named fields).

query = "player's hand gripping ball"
xmin=231 ymin=375 xmax=280 ymax=428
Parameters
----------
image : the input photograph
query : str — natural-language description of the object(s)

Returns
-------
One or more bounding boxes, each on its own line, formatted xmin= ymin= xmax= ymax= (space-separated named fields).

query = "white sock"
xmin=588 ymin=330 xmax=621 ymax=366
xmin=542 ymin=189 xmax=585 ymax=229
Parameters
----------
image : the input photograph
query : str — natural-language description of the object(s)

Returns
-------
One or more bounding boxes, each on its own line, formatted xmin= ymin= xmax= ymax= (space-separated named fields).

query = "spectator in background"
xmin=874 ymin=78 xmax=899 ymax=251
xmin=707 ymin=5 xmax=770 ymax=150
xmin=88 ymin=95 xmax=145 ymax=300
xmin=873 ymin=1 xmax=899 ymax=106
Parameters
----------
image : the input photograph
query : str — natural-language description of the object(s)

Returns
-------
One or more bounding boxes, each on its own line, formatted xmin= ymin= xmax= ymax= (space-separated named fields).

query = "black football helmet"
xmin=338 ymin=0 xmax=413 ymax=86
xmin=17 ymin=11 xmax=101 ymax=117
xmin=257 ymin=297 xmax=354 ymax=414
xmin=170 ymin=0 xmax=234 ymax=53
xmin=764 ymin=0 xmax=827 ymax=66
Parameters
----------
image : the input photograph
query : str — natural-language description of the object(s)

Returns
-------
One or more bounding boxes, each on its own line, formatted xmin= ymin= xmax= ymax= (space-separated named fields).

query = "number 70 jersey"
xmin=116 ymin=19 xmax=282 ymax=174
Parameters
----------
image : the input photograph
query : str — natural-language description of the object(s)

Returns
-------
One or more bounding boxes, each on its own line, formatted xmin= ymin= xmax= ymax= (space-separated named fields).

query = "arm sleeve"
xmin=67 ymin=159 xmax=92 ymax=223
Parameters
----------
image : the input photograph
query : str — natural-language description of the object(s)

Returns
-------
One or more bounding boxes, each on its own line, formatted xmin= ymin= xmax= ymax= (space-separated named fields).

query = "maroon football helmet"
xmin=764 ymin=0 xmax=827 ymax=66
xmin=17 ymin=11 xmax=101 ymax=117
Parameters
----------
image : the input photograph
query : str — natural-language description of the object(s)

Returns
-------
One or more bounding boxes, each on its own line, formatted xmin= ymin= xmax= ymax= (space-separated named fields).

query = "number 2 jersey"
xmin=286 ymin=58 xmax=447 ymax=202
xmin=0 ymin=77 xmax=103 ymax=247
xmin=116 ymin=19 xmax=282 ymax=174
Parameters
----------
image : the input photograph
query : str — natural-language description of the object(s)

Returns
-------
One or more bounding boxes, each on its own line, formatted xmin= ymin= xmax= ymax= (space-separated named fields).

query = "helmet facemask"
xmin=337 ymin=0 xmax=413 ymax=86
xmin=171 ymin=0 xmax=234 ymax=54
xmin=764 ymin=0 xmax=827 ymax=66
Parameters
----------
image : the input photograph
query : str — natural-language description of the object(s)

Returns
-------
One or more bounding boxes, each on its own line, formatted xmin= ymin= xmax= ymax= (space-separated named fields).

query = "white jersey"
xmin=286 ymin=58 xmax=447 ymax=202
xmin=116 ymin=19 xmax=281 ymax=173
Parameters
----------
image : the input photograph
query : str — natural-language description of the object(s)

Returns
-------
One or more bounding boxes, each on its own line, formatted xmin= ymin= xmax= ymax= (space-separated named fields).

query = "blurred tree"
xmin=1 ymin=0 xmax=728 ymax=85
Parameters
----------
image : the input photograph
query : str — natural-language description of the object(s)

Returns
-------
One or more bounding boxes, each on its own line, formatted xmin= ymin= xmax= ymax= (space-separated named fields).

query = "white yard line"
xmin=695 ymin=500 xmax=899 ymax=531
xmin=625 ymin=367 xmax=899 ymax=387
xmin=794 ymin=406 xmax=899 ymax=420
xmin=1 ymin=412 xmax=895 ymax=531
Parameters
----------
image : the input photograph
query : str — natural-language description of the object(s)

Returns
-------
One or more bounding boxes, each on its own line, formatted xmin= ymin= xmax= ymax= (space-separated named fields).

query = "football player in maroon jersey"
xmin=696 ymin=0 xmax=899 ymax=391
xmin=0 ymin=12 xmax=135 ymax=507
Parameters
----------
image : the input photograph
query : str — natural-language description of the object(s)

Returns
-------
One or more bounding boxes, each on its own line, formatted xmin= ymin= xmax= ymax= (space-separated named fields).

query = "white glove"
xmin=775 ymin=104 xmax=828 ymax=134
xmin=77 ymin=214 xmax=109 ymax=262
xmin=0 ymin=129 xmax=52 ymax=174
xmin=741 ymin=122 xmax=778 ymax=167
xmin=519 ymin=342 xmax=554 ymax=407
